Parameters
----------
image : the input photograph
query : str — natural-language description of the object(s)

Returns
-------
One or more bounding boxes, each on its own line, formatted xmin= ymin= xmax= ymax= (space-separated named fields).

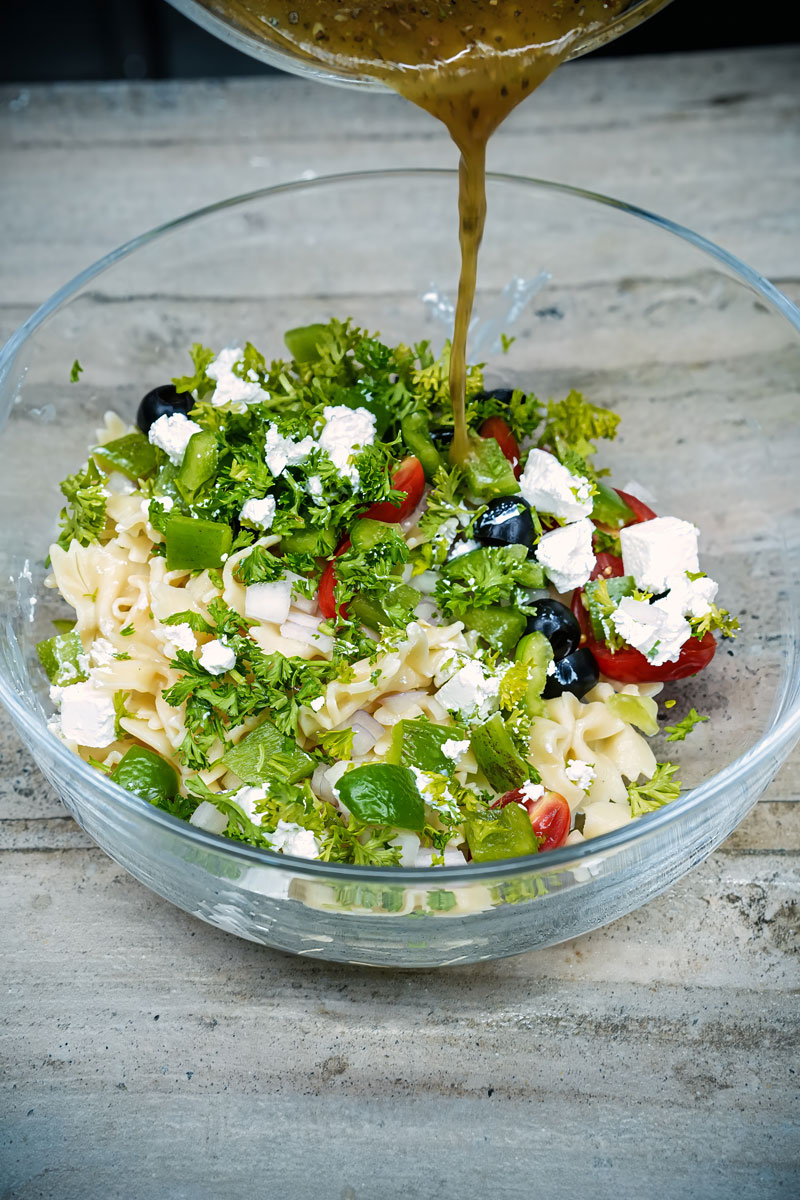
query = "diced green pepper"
xmin=514 ymin=630 xmax=553 ymax=716
xmin=401 ymin=412 xmax=443 ymax=482
xmin=222 ymin=719 xmax=315 ymax=785
xmin=465 ymin=803 xmax=538 ymax=862
xmin=93 ymin=431 xmax=157 ymax=481
xmin=461 ymin=605 xmax=526 ymax=654
xmin=462 ymin=435 xmax=520 ymax=500
xmin=513 ymin=560 xmax=547 ymax=589
xmin=36 ymin=631 xmax=87 ymax=686
xmin=176 ymin=430 xmax=218 ymax=499
xmin=109 ymin=745 xmax=179 ymax=805
xmin=164 ymin=514 xmax=232 ymax=571
xmin=350 ymin=518 xmax=403 ymax=554
xmin=386 ymin=718 xmax=465 ymax=774
xmin=350 ymin=583 xmax=419 ymax=630
xmin=336 ymin=763 xmax=425 ymax=832
xmin=591 ymin=481 xmax=635 ymax=529
xmin=281 ymin=526 xmax=338 ymax=556
xmin=470 ymin=712 xmax=532 ymax=794
xmin=605 ymin=692 xmax=659 ymax=736
xmin=284 ymin=322 xmax=329 ymax=363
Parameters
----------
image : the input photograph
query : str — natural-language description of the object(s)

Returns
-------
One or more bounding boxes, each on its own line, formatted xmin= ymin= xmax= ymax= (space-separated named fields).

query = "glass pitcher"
xmin=166 ymin=1 xmax=675 ymax=90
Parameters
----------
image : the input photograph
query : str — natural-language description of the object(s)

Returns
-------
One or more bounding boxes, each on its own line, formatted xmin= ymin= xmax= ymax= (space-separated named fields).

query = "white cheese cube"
xmin=519 ymin=449 xmax=593 ymax=522
xmin=148 ymin=412 xmax=203 ymax=465
xmin=535 ymin=518 xmax=595 ymax=592
xmin=620 ymin=516 xmax=699 ymax=594
xmin=60 ymin=681 xmax=116 ymax=747
xmin=264 ymin=423 xmax=316 ymax=477
xmin=436 ymin=659 xmax=499 ymax=721
xmin=239 ymin=496 xmax=276 ymax=530
xmin=611 ymin=595 xmax=691 ymax=666
xmin=206 ymin=346 xmax=269 ymax=407
xmin=198 ymin=638 xmax=236 ymax=675
xmin=319 ymin=404 xmax=376 ymax=488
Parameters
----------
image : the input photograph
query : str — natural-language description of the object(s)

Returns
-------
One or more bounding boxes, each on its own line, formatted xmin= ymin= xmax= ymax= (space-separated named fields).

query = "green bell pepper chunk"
xmin=465 ymin=803 xmax=538 ymax=862
xmin=284 ymin=322 xmax=329 ymax=363
xmin=401 ymin=412 xmax=443 ymax=482
xmin=52 ymin=618 xmax=77 ymax=636
xmin=591 ymin=481 xmax=635 ymax=529
xmin=462 ymin=436 xmax=520 ymax=500
xmin=350 ymin=582 xmax=419 ymax=631
xmin=336 ymin=763 xmax=425 ymax=832
xmin=36 ymin=631 xmax=87 ymax=686
xmin=386 ymin=718 xmax=465 ymax=774
xmin=164 ymin=514 xmax=232 ymax=571
xmin=350 ymin=518 xmax=403 ymax=554
xmin=222 ymin=718 xmax=315 ymax=786
xmin=470 ymin=712 xmax=532 ymax=794
xmin=176 ymin=430 xmax=218 ymax=499
xmin=514 ymin=630 xmax=554 ymax=716
xmin=93 ymin=431 xmax=157 ymax=481
xmin=109 ymin=745 xmax=179 ymax=805
xmin=280 ymin=526 xmax=338 ymax=556
xmin=461 ymin=605 xmax=526 ymax=654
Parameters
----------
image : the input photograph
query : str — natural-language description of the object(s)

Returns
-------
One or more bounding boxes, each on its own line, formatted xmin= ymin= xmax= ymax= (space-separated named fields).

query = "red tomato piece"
xmin=318 ymin=537 xmax=351 ymax=620
xmin=360 ymin=456 xmax=425 ymax=523
xmin=590 ymin=552 xmax=625 ymax=582
xmin=570 ymin=585 xmax=716 ymax=683
xmin=492 ymin=788 xmax=571 ymax=852
xmin=479 ymin=416 xmax=521 ymax=478
xmin=614 ymin=488 xmax=657 ymax=524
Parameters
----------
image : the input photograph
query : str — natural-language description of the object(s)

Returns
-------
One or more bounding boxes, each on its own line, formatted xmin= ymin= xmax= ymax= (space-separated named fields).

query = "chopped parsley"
xmin=627 ymin=762 xmax=682 ymax=817
xmin=56 ymin=460 xmax=107 ymax=550
xmin=664 ymin=707 xmax=708 ymax=742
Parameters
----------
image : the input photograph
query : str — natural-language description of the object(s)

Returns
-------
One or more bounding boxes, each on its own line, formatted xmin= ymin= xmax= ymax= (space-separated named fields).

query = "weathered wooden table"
xmin=1 ymin=46 xmax=798 ymax=1200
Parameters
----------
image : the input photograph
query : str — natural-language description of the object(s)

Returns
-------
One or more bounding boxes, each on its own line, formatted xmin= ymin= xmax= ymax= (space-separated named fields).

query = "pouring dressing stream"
xmin=176 ymin=1 xmax=641 ymax=459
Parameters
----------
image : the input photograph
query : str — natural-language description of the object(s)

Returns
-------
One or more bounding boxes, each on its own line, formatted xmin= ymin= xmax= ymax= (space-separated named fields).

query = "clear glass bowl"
xmin=1 ymin=170 xmax=798 ymax=967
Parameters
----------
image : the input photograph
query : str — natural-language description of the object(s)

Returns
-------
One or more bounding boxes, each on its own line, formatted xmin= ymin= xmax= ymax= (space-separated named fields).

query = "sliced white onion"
xmin=281 ymin=621 xmax=334 ymax=655
xmin=380 ymin=689 xmax=430 ymax=715
xmin=348 ymin=710 xmax=383 ymax=757
xmin=245 ymin=579 xmax=292 ymax=624
xmin=390 ymin=831 xmax=421 ymax=867
xmin=189 ymin=800 xmax=228 ymax=835
xmin=414 ymin=599 xmax=439 ymax=623
xmin=311 ymin=763 xmax=334 ymax=803
xmin=286 ymin=609 xmax=323 ymax=630
xmin=289 ymin=586 xmax=318 ymax=615
xmin=413 ymin=570 xmax=439 ymax=595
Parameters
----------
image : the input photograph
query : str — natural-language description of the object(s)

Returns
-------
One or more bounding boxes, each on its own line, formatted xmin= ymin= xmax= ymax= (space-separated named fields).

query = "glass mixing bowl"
xmin=1 ymin=170 xmax=798 ymax=966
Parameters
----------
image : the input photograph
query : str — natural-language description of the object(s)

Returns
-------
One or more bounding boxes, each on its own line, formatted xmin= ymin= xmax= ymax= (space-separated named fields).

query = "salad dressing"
xmin=180 ymin=1 xmax=629 ymax=456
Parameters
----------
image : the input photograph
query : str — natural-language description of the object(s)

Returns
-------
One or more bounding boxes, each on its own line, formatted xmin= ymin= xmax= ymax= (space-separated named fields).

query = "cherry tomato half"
xmin=318 ymin=537 xmax=351 ymax=620
xmin=479 ymin=416 xmax=522 ymax=478
xmin=361 ymin=456 xmax=425 ymax=523
xmin=571 ymin=577 xmax=717 ymax=683
xmin=615 ymin=488 xmax=657 ymax=524
xmin=492 ymin=788 xmax=571 ymax=852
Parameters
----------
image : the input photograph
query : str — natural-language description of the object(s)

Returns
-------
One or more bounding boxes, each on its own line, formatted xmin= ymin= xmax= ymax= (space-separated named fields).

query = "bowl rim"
xmin=1 ymin=167 xmax=799 ymax=884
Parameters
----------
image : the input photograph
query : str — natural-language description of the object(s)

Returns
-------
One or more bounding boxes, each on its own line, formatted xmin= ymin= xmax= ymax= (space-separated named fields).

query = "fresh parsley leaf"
xmin=318 ymin=728 xmax=354 ymax=760
xmin=120 ymin=624 xmax=135 ymax=637
xmin=663 ymin=707 xmax=709 ymax=742
xmin=70 ymin=359 xmax=83 ymax=383
xmin=690 ymin=604 xmax=740 ymax=641
xmin=57 ymin=459 xmax=107 ymax=550
xmin=537 ymin=389 xmax=620 ymax=475
xmin=233 ymin=544 xmax=285 ymax=586
xmin=627 ymin=762 xmax=681 ymax=817
xmin=172 ymin=342 xmax=216 ymax=399
xmin=161 ymin=610 xmax=214 ymax=634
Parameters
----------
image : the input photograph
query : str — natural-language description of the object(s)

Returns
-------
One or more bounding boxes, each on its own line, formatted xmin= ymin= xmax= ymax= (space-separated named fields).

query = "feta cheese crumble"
xmin=519 ymin=779 xmax=546 ymax=804
xmin=611 ymin=595 xmax=692 ymax=666
xmin=318 ymin=405 xmax=376 ymax=488
xmin=535 ymin=518 xmax=596 ymax=593
xmin=440 ymin=737 xmax=470 ymax=763
xmin=620 ymin=516 xmax=700 ymax=595
xmin=565 ymin=758 xmax=596 ymax=792
xmin=60 ymin=681 xmax=116 ymax=747
xmin=148 ymin=412 xmax=203 ymax=465
xmin=436 ymin=659 xmax=500 ymax=721
xmin=206 ymin=346 xmax=269 ymax=407
xmin=264 ymin=423 xmax=316 ymax=478
xmin=265 ymin=820 xmax=321 ymax=859
xmin=155 ymin=621 xmax=196 ymax=658
xmin=239 ymin=495 xmax=276 ymax=531
xmin=519 ymin=449 xmax=594 ymax=522
xmin=198 ymin=638 xmax=236 ymax=675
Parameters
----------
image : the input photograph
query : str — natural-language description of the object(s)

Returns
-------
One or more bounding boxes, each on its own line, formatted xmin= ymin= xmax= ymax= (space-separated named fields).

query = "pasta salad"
xmin=40 ymin=320 xmax=737 ymax=867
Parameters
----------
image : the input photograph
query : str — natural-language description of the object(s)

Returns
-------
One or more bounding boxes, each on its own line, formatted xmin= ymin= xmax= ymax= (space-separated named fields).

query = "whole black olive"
xmin=475 ymin=387 xmax=516 ymax=406
xmin=474 ymin=495 xmax=535 ymax=549
xmin=525 ymin=599 xmax=581 ymax=661
xmin=137 ymin=384 xmax=195 ymax=435
xmin=542 ymin=648 xmax=600 ymax=700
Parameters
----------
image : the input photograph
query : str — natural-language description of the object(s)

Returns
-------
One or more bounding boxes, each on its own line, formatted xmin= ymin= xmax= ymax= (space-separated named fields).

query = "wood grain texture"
xmin=0 ymin=46 xmax=799 ymax=1200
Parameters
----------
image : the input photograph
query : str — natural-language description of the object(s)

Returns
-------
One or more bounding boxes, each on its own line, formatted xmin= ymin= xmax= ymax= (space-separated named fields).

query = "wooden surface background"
xmin=1 ymin=45 xmax=799 ymax=1200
